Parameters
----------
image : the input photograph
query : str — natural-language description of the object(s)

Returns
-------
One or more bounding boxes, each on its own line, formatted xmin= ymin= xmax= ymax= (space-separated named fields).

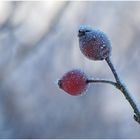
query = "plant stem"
xmin=105 ymin=57 xmax=121 ymax=83
xmin=105 ymin=56 xmax=140 ymax=124
xmin=87 ymin=79 xmax=117 ymax=87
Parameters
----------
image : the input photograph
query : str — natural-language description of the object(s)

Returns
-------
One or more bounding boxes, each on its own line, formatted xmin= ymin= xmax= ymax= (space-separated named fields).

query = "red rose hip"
xmin=78 ymin=25 xmax=111 ymax=60
xmin=58 ymin=69 xmax=88 ymax=96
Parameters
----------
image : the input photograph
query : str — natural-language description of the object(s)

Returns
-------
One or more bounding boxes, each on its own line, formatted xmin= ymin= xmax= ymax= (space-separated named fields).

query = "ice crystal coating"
xmin=58 ymin=69 xmax=88 ymax=96
xmin=78 ymin=25 xmax=111 ymax=60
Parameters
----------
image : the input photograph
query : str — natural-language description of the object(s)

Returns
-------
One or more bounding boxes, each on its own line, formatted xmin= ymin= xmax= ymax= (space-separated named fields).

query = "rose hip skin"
xmin=78 ymin=25 xmax=111 ymax=60
xmin=58 ymin=70 xmax=88 ymax=96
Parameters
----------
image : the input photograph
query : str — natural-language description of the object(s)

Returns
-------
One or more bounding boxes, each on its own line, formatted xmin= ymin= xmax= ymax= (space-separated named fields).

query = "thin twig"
xmin=87 ymin=79 xmax=117 ymax=87
xmin=105 ymin=56 xmax=140 ymax=124
xmin=105 ymin=57 xmax=121 ymax=83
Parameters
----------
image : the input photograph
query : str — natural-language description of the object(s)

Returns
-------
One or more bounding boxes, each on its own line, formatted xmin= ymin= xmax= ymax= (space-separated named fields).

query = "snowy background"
xmin=0 ymin=1 xmax=140 ymax=138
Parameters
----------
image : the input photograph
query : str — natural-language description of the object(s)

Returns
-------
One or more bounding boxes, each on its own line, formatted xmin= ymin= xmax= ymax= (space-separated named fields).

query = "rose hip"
xmin=58 ymin=69 xmax=88 ymax=96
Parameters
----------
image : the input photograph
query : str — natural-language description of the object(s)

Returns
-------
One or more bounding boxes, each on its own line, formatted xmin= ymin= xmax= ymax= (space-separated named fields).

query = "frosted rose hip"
xmin=78 ymin=25 xmax=111 ymax=60
xmin=58 ymin=70 xmax=88 ymax=96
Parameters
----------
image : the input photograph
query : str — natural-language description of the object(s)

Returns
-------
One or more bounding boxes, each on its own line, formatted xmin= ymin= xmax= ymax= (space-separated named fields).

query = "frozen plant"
xmin=58 ymin=25 xmax=140 ymax=124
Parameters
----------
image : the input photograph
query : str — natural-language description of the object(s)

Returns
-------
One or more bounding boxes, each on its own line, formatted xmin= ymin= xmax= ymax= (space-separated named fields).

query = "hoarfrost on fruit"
xmin=78 ymin=25 xmax=111 ymax=60
xmin=58 ymin=69 xmax=88 ymax=96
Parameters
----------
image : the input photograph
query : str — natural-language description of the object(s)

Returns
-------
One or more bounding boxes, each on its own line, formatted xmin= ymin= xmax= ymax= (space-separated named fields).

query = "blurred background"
xmin=0 ymin=1 xmax=140 ymax=138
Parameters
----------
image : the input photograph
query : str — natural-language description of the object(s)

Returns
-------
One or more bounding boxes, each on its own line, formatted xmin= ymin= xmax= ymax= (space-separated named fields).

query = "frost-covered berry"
xmin=58 ymin=69 xmax=88 ymax=96
xmin=78 ymin=25 xmax=111 ymax=60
